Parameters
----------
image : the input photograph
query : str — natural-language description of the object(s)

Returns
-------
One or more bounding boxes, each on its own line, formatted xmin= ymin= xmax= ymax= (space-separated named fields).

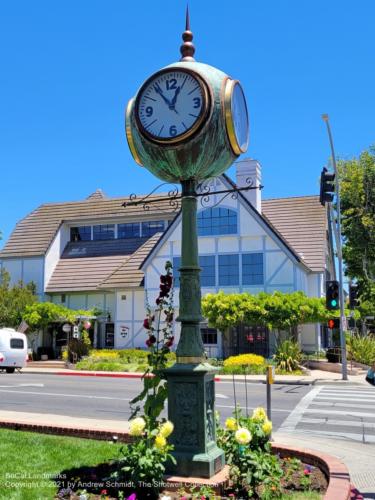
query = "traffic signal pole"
xmin=322 ymin=114 xmax=348 ymax=380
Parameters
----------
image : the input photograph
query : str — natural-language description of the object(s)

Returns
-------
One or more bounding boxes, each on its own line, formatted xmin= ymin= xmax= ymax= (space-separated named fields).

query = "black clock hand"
xmin=154 ymin=83 xmax=171 ymax=107
xmin=171 ymin=86 xmax=181 ymax=107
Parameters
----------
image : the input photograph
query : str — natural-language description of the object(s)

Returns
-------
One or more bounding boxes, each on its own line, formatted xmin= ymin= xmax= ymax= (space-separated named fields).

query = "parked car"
xmin=0 ymin=328 xmax=28 ymax=373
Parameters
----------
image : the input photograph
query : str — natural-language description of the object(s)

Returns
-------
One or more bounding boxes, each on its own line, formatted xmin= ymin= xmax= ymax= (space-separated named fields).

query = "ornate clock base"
xmin=163 ymin=362 xmax=225 ymax=478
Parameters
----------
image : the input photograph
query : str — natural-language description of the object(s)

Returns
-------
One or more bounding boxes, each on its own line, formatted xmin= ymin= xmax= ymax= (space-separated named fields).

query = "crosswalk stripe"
xmin=299 ymin=418 xmax=375 ymax=430
xmin=304 ymin=408 xmax=375 ymax=418
xmin=293 ymin=429 xmax=375 ymax=444
xmin=320 ymin=390 xmax=375 ymax=396
xmin=311 ymin=401 xmax=375 ymax=410
xmin=315 ymin=396 xmax=375 ymax=402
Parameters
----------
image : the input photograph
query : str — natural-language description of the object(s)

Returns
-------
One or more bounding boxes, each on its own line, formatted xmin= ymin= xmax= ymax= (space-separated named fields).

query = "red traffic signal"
xmin=327 ymin=318 xmax=340 ymax=329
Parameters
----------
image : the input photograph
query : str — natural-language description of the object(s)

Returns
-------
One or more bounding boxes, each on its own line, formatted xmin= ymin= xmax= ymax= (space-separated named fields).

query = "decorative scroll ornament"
xmin=122 ymin=177 xmax=263 ymax=213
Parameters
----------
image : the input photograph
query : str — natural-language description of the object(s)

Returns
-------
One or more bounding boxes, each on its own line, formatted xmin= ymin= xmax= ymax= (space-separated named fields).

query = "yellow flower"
xmin=252 ymin=407 xmax=267 ymax=422
xmin=262 ymin=419 xmax=272 ymax=434
xmin=159 ymin=420 xmax=174 ymax=438
xmin=235 ymin=427 xmax=252 ymax=445
xmin=155 ymin=434 xmax=167 ymax=449
xmin=129 ymin=417 xmax=146 ymax=436
xmin=225 ymin=417 xmax=238 ymax=431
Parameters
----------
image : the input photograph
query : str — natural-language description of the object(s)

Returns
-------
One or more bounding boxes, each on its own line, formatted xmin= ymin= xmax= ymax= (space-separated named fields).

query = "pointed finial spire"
xmin=180 ymin=5 xmax=195 ymax=61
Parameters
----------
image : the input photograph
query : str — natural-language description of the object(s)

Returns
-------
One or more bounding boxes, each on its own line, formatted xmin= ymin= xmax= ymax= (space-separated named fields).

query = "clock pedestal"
xmin=163 ymin=180 xmax=225 ymax=478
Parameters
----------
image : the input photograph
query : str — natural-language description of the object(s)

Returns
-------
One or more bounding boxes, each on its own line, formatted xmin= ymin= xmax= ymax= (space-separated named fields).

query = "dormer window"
xmin=118 ymin=223 xmax=140 ymax=239
xmin=70 ymin=226 xmax=91 ymax=241
xmin=141 ymin=221 xmax=165 ymax=237
xmin=93 ymin=224 xmax=115 ymax=240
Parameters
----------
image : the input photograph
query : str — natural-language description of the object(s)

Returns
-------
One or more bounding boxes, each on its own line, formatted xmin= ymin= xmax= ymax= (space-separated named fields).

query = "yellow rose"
xmin=129 ymin=417 xmax=146 ymax=436
xmin=225 ymin=417 xmax=238 ymax=431
xmin=159 ymin=421 xmax=174 ymax=438
xmin=252 ymin=407 xmax=267 ymax=422
xmin=262 ymin=420 xmax=272 ymax=434
xmin=155 ymin=434 xmax=167 ymax=449
xmin=235 ymin=427 xmax=252 ymax=445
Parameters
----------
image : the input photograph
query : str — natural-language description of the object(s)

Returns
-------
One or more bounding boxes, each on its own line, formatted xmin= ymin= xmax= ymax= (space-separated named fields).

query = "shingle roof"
xmin=262 ymin=195 xmax=327 ymax=272
xmin=0 ymin=195 xmax=175 ymax=258
xmin=98 ymin=233 xmax=162 ymax=289
xmin=46 ymin=255 xmax=130 ymax=292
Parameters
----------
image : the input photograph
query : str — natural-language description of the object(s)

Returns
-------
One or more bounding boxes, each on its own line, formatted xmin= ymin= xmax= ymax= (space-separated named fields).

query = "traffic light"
xmin=326 ymin=280 xmax=340 ymax=310
xmin=349 ymin=284 xmax=359 ymax=309
xmin=319 ymin=167 xmax=335 ymax=206
xmin=327 ymin=318 xmax=340 ymax=329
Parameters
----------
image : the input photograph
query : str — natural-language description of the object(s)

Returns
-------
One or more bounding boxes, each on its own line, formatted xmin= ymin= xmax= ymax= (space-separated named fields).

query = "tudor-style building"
xmin=0 ymin=159 xmax=334 ymax=357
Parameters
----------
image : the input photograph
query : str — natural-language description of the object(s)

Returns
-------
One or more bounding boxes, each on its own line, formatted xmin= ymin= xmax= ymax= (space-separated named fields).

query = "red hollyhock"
xmin=146 ymin=335 xmax=156 ymax=347
xmin=143 ymin=318 xmax=151 ymax=330
xmin=165 ymin=336 xmax=174 ymax=348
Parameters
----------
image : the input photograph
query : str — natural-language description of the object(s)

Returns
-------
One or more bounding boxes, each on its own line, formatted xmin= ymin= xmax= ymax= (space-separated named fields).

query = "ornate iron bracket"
xmin=122 ymin=177 xmax=263 ymax=212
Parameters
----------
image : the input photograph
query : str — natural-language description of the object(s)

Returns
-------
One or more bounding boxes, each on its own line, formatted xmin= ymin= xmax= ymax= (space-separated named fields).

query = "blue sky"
xmin=1 ymin=0 xmax=374 ymax=246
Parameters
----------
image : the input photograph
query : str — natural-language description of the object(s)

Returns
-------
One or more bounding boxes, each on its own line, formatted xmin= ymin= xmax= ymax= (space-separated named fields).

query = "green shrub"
xmin=347 ymin=334 xmax=375 ymax=366
xmin=221 ymin=364 xmax=266 ymax=375
xmin=273 ymin=340 xmax=302 ymax=372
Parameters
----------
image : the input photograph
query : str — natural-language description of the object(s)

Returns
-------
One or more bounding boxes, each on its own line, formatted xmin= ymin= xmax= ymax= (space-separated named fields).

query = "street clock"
xmin=126 ymin=14 xmax=249 ymax=182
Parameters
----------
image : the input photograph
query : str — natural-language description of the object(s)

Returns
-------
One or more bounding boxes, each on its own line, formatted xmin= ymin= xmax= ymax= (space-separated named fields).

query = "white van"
xmin=0 ymin=328 xmax=28 ymax=373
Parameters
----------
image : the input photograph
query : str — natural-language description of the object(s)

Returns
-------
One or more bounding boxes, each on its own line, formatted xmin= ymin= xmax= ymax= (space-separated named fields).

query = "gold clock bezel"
xmin=134 ymin=67 xmax=211 ymax=145
xmin=125 ymin=98 xmax=143 ymax=166
xmin=223 ymin=78 xmax=249 ymax=155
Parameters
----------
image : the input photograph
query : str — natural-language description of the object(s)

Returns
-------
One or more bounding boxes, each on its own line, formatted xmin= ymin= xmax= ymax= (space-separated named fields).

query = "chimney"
xmin=235 ymin=158 xmax=262 ymax=212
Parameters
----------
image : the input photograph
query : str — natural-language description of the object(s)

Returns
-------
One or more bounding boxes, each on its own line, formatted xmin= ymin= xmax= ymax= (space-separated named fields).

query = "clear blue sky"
xmin=1 ymin=0 xmax=374 ymax=246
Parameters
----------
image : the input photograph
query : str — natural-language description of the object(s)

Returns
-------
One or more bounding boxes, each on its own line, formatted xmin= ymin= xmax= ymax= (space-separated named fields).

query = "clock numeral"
xmin=169 ymin=125 xmax=177 ymax=136
xmin=166 ymin=79 xmax=177 ymax=91
xmin=193 ymin=97 xmax=201 ymax=109
xmin=145 ymin=106 xmax=153 ymax=117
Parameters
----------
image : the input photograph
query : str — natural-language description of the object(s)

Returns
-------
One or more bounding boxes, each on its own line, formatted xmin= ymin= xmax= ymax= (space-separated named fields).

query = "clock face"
xmin=224 ymin=79 xmax=249 ymax=155
xmin=135 ymin=69 xmax=209 ymax=143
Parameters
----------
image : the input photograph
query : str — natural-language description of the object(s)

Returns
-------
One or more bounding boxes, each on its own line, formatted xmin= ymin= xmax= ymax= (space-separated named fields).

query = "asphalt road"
xmin=0 ymin=372 xmax=311 ymax=430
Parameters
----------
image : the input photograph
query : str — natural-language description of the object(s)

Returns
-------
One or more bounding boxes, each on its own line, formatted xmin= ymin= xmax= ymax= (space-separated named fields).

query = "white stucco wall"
xmin=44 ymin=224 xmax=70 ymax=287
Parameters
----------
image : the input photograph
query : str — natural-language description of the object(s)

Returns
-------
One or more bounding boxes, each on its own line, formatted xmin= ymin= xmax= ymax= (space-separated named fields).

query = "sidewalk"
xmin=274 ymin=431 xmax=375 ymax=498
xmin=20 ymin=365 xmax=370 ymax=385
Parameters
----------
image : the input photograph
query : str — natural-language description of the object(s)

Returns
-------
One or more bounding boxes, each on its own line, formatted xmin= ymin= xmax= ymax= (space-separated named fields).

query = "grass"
xmin=283 ymin=492 xmax=323 ymax=499
xmin=0 ymin=429 xmax=122 ymax=500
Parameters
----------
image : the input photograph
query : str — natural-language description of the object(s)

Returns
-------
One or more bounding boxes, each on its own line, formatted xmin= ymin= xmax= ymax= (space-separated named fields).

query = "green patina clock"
xmin=126 ymin=15 xmax=249 ymax=182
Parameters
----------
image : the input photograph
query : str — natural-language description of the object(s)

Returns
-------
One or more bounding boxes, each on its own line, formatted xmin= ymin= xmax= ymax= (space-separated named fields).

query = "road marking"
xmin=316 ymin=396 xmax=375 ymax=402
xmin=311 ymin=401 xmax=375 ymax=410
xmin=278 ymin=386 xmax=323 ymax=432
xmin=216 ymin=404 xmax=290 ymax=412
xmin=300 ymin=418 xmax=375 ymax=429
xmin=0 ymin=389 xmax=131 ymax=401
xmin=0 ymin=383 xmax=44 ymax=388
xmin=293 ymin=428 xmax=375 ymax=444
xmin=320 ymin=390 xmax=375 ymax=396
xmin=304 ymin=408 xmax=375 ymax=418
xmin=216 ymin=393 xmax=229 ymax=399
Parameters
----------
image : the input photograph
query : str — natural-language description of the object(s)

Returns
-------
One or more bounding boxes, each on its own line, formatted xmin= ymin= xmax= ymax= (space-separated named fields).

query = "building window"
xmin=242 ymin=253 xmax=264 ymax=285
xmin=93 ymin=224 xmax=115 ymax=240
xmin=200 ymin=256 xmax=215 ymax=286
xmin=173 ymin=255 xmax=216 ymax=288
xmin=219 ymin=254 xmax=239 ymax=286
xmin=70 ymin=226 xmax=91 ymax=242
xmin=197 ymin=207 xmax=237 ymax=236
xmin=142 ymin=220 xmax=165 ymax=237
xmin=201 ymin=327 xmax=217 ymax=345
xmin=118 ymin=223 xmax=140 ymax=239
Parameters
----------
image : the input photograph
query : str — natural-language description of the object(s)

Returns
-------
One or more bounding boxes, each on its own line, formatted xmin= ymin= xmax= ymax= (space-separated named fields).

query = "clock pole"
xmin=164 ymin=177 xmax=225 ymax=478
xmin=125 ymin=6 xmax=249 ymax=479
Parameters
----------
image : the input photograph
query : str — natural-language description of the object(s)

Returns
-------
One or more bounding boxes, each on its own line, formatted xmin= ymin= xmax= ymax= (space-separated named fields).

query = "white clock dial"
xmin=136 ymin=69 xmax=208 ymax=142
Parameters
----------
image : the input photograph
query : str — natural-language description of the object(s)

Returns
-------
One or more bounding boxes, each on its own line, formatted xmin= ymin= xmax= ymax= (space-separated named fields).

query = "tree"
xmin=0 ymin=269 xmax=36 ymax=328
xmin=22 ymin=302 xmax=98 ymax=330
xmin=202 ymin=291 xmax=356 ymax=335
xmin=338 ymin=146 xmax=375 ymax=314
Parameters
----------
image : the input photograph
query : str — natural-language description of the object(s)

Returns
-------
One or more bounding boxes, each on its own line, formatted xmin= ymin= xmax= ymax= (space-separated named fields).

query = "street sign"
xmin=62 ymin=323 xmax=71 ymax=333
